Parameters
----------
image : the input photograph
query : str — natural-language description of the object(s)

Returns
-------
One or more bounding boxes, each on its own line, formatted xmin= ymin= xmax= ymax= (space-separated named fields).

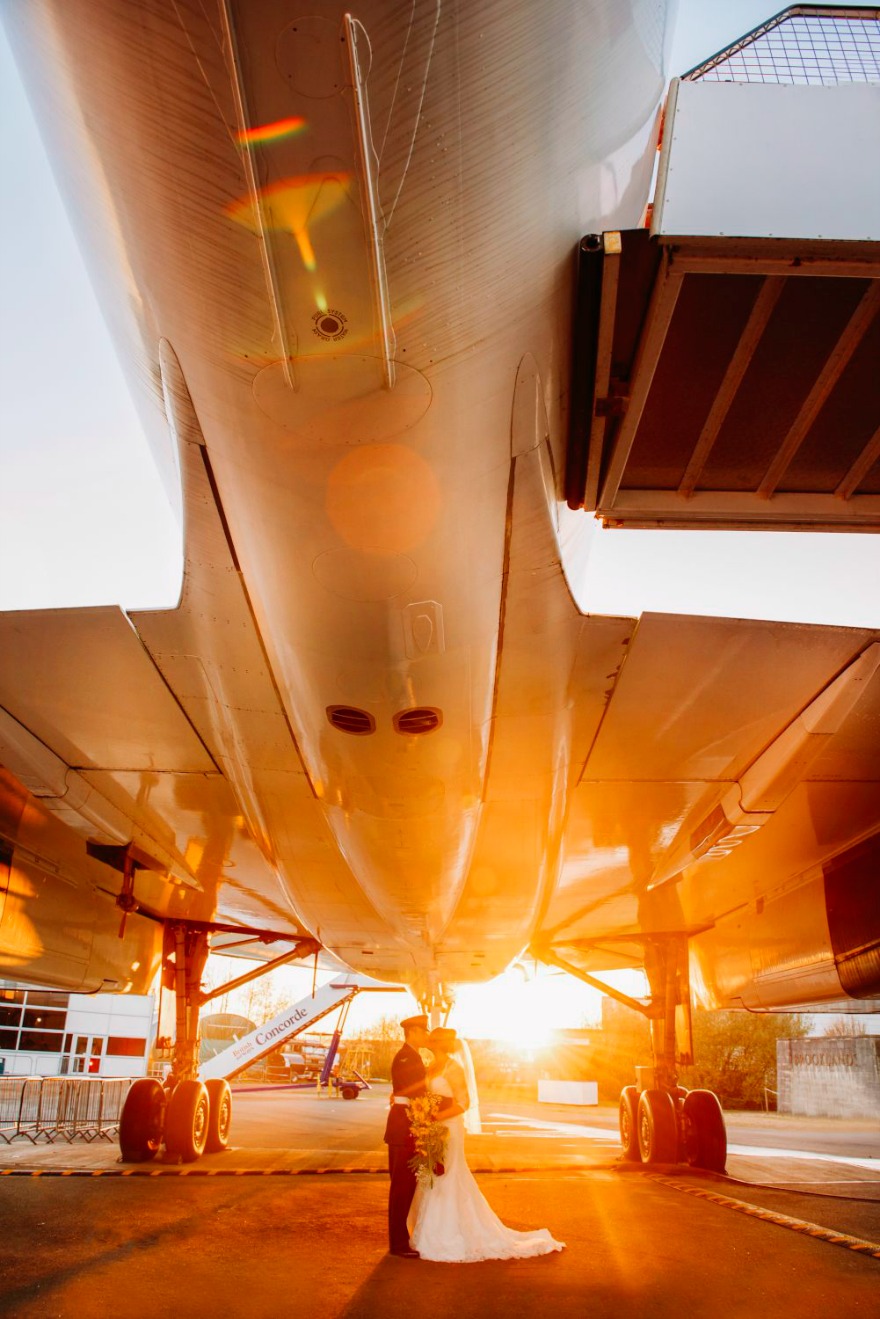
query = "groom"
xmin=384 ymin=1013 xmax=430 ymax=1258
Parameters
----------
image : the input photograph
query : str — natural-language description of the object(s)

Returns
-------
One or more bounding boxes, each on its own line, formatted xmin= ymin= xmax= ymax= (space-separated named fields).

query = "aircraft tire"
xmin=682 ymin=1088 xmax=727 ymax=1172
xmin=637 ymin=1089 xmax=677 ymax=1164
xmin=618 ymin=1086 xmax=641 ymax=1160
xmin=341 ymin=1084 xmax=359 ymax=1100
xmin=204 ymin=1078 xmax=233 ymax=1152
xmin=119 ymin=1078 xmax=166 ymax=1162
xmin=165 ymin=1080 xmax=210 ymax=1162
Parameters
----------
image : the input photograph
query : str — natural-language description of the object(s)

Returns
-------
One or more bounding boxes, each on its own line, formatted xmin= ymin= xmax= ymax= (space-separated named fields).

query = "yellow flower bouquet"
xmin=407 ymin=1093 xmax=449 ymax=1187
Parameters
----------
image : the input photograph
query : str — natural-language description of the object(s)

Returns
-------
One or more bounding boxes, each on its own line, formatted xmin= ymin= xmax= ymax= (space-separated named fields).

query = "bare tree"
xmin=348 ymin=1014 xmax=404 ymax=1079
xmin=822 ymin=1016 xmax=868 ymax=1037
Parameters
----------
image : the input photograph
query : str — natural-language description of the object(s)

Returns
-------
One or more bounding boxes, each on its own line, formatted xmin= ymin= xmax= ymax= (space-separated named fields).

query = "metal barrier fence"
xmin=0 ymin=1076 xmax=133 ymax=1143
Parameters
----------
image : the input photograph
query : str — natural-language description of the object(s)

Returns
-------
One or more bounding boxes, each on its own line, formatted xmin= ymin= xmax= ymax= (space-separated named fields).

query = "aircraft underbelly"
xmin=4 ymin=1 xmax=736 ymax=996
xmin=76 ymin=0 xmax=661 ymax=976
xmin=3 ymin=2 xmax=879 ymax=1020
xmin=145 ymin=0 xmax=664 ymax=961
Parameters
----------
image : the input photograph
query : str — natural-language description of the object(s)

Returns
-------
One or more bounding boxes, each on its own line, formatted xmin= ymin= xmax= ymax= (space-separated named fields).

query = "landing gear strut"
xmin=118 ymin=922 xmax=214 ymax=1163
xmin=539 ymin=936 xmax=727 ymax=1173
xmin=116 ymin=909 xmax=319 ymax=1163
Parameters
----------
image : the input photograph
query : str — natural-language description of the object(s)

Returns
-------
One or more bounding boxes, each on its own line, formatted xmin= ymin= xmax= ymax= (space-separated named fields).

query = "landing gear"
xmin=618 ymin=1086 xmax=641 ymax=1161
xmin=537 ymin=931 xmax=728 ymax=1174
xmin=682 ymin=1089 xmax=727 ymax=1172
xmin=119 ymin=1078 xmax=166 ymax=1162
xmin=97 ymin=846 xmax=321 ymax=1166
xmin=119 ymin=921 xmax=214 ymax=1164
xmin=118 ymin=1069 xmax=229 ymax=1164
xmin=637 ymin=1089 xmax=678 ymax=1164
xmin=631 ymin=933 xmax=727 ymax=1171
xmin=205 ymin=1079 xmax=233 ymax=1152
xmin=165 ymin=1079 xmax=211 ymax=1162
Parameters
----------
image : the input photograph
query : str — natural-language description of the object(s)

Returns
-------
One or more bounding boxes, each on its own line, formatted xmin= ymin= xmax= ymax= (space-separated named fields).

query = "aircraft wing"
xmin=2 ymin=426 xmax=877 ymax=1006
xmin=532 ymin=607 xmax=880 ymax=1003
xmin=410 ymin=437 xmax=880 ymax=1010
xmin=0 ymin=435 xmax=382 ymax=955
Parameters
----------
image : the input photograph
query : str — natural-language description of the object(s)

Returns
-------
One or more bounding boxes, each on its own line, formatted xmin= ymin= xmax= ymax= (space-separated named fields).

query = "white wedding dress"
xmin=409 ymin=1063 xmax=565 ymax=1263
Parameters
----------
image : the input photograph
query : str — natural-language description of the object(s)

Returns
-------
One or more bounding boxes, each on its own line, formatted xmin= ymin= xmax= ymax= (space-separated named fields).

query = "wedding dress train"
xmin=409 ymin=1068 xmax=565 ymax=1263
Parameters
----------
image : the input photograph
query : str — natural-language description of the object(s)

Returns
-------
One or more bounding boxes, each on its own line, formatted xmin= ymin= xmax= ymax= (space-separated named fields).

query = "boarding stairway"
xmin=200 ymin=974 xmax=386 ymax=1082
xmin=565 ymin=8 xmax=880 ymax=532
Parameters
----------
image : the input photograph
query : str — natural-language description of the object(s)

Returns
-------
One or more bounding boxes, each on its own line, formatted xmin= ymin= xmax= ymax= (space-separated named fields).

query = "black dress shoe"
xmin=390 ymin=1248 xmax=420 ymax=1258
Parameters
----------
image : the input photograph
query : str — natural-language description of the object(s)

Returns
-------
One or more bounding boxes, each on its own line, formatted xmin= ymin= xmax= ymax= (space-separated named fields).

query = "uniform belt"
xmin=391 ymin=1096 xmax=411 ymax=1106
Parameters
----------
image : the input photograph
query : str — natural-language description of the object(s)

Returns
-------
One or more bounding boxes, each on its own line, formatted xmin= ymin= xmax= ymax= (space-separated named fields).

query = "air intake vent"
xmin=326 ymin=706 xmax=376 ymax=736
xmin=393 ymin=707 xmax=442 ymax=736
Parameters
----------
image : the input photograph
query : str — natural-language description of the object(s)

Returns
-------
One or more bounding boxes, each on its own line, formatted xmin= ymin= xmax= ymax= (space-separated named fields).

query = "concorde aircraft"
xmin=1 ymin=0 xmax=878 ymax=1166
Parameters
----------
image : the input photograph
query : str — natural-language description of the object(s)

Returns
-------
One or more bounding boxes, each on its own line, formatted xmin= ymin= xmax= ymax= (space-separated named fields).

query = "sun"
xmin=449 ymin=965 xmax=600 ymax=1051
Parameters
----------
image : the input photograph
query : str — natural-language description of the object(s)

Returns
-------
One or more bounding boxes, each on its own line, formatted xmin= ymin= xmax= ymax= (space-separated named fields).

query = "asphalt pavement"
xmin=0 ymin=1085 xmax=877 ymax=1318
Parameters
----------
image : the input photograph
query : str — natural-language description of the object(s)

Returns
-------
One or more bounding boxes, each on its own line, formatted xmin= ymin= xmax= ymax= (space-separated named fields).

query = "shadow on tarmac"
xmin=0 ymin=1171 xmax=878 ymax=1319
xmin=2 ymin=1090 xmax=879 ymax=1318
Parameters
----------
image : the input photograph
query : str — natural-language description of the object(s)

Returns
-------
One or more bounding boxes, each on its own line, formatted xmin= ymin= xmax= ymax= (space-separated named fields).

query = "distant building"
xmin=0 ymin=983 xmax=152 ymax=1078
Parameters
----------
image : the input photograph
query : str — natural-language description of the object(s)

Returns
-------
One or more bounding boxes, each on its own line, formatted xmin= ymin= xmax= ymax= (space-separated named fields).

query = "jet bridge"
xmin=566 ymin=44 xmax=880 ymax=531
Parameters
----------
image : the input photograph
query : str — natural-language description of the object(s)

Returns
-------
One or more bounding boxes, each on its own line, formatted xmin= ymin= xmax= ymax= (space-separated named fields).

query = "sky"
xmin=1 ymin=2 xmax=877 ymax=1039
xmin=203 ymin=953 xmax=623 ymax=1044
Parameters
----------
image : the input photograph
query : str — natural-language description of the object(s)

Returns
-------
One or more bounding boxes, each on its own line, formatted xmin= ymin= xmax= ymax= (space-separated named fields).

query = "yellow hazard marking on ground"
xmin=649 ymin=1174 xmax=880 ymax=1259
xmin=0 ymin=1165 xmax=377 ymax=1177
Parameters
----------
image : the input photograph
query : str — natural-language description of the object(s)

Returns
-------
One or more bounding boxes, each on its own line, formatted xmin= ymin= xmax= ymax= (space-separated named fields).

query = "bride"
xmin=408 ymin=1026 xmax=565 ymax=1262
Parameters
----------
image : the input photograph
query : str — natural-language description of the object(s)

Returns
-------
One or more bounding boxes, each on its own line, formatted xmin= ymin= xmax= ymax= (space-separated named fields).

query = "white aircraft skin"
xmin=0 ymin=0 xmax=878 ymax=1013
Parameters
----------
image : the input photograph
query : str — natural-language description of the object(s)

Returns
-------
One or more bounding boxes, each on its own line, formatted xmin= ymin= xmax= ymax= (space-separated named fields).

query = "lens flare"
xmin=225 ymin=174 xmax=351 ymax=274
xmin=236 ymin=116 xmax=307 ymax=146
xmin=326 ymin=444 xmax=441 ymax=556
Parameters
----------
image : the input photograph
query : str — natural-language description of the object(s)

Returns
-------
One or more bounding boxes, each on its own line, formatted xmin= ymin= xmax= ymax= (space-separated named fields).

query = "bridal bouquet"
xmin=408 ymin=1094 xmax=449 ymax=1187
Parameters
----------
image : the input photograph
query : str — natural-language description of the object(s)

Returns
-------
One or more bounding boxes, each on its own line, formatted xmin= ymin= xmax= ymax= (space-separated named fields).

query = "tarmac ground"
xmin=1 ymin=1085 xmax=878 ymax=1318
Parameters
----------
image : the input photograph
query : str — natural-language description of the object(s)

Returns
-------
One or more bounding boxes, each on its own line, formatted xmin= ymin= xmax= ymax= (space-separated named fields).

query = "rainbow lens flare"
xmin=236 ymin=117 xmax=307 ymax=146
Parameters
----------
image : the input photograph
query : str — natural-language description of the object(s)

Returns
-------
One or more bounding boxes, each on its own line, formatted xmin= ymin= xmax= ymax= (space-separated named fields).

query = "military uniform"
xmin=384 ymin=1036 xmax=427 ymax=1253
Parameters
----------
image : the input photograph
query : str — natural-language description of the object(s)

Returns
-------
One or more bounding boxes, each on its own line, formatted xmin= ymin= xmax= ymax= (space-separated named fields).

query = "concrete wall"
xmin=777 ymin=1036 xmax=880 ymax=1119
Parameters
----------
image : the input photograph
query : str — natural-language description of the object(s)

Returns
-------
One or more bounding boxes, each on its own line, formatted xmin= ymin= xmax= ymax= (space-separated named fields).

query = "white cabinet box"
xmin=537 ymin=1080 xmax=598 ymax=1106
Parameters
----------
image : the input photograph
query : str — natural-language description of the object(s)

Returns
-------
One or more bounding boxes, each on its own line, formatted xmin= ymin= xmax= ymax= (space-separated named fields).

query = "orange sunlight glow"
xmin=202 ymin=958 xmax=646 ymax=1056
xmin=449 ymin=966 xmax=603 ymax=1052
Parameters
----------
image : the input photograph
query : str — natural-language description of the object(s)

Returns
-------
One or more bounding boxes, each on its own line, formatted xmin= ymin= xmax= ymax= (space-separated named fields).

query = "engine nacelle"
xmin=0 ymin=769 xmax=163 ymax=993
xmin=691 ymin=833 xmax=880 ymax=1010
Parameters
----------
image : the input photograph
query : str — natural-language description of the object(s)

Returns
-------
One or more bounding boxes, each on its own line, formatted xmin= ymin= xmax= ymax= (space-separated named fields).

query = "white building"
xmin=0 ymin=983 xmax=153 ymax=1077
